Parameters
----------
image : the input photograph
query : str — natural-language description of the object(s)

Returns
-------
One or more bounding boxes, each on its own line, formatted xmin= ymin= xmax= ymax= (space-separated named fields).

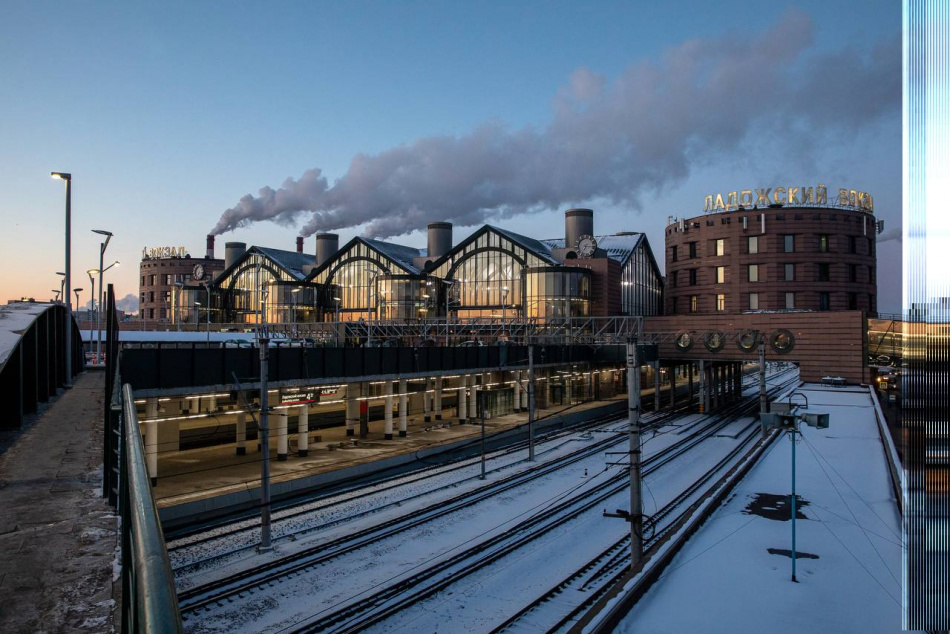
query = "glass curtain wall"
xmin=525 ymin=267 xmax=591 ymax=319
xmin=377 ymin=275 xmax=430 ymax=321
xmin=312 ymin=241 xmax=415 ymax=321
xmin=431 ymin=229 xmax=549 ymax=319
xmin=219 ymin=253 xmax=301 ymax=324
xmin=264 ymin=283 xmax=316 ymax=324
xmin=621 ymin=243 xmax=663 ymax=316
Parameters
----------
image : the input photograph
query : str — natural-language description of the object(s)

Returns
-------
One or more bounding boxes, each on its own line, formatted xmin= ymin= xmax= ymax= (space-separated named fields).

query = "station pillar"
xmin=512 ymin=371 xmax=522 ymax=412
xmin=398 ymin=378 xmax=408 ymax=437
xmin=235 ymin=411 xmax=247 ymax=456
xmin=276 ymin=412 xmax=288 ymax=461
xmin=458 ymin=375 xmax=468 ymax=422
xmin=468 ymin=374 xmax=478 ymax=423
xmin=345 ymin=383 xmax=358 ymax=436
xmin=297 ymin=405 xmax=309 ymax=457
xmin=384 ymin=380 xmax=394 ymax=440
xmin=434 ymin=378 xmax=443 ymax=420
xmin=145 ymin=398 xmax=159 ymax=486
xmin=423 ymin=377 xmax=432 ymax=422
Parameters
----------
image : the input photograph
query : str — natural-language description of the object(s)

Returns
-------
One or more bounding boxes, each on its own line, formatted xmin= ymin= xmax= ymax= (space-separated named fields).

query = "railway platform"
xmin=153 ymin=394 xmax=630 ymax=514
xmin=615 ymin=384 xmax=906 ymax=633
xmin=0 ymin=371 xmax=117 ymax=632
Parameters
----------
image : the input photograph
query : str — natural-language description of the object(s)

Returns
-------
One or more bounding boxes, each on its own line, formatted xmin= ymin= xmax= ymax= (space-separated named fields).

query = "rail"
xmin=118 ymin=383 xmax=183 ymax=632
xmin=103 ymin=285 xmax=183 ymax=633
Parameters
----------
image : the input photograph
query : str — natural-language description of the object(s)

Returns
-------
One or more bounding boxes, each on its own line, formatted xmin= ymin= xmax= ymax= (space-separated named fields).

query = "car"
xmin=459 ymin=340 xmax=487 ymax=347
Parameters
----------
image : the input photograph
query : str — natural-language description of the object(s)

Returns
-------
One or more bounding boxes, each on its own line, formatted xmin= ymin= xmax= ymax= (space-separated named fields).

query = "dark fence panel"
xmin=0 ymin=303 xmax=78 ymax=430
xmin=120 ymin=342 xmax=631 ymax=392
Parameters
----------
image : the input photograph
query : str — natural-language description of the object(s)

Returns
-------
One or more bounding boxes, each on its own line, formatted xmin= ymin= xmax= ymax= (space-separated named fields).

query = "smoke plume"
xmin=210 ymin=9 xmax=899 ymax=240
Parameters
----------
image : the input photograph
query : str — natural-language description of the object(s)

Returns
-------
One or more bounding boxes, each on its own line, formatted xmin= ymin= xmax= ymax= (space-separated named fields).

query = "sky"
xmin=0 ymin=1 xmax=901 ymax=312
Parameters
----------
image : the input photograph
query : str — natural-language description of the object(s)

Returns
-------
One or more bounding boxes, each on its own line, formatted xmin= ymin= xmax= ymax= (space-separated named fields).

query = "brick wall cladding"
xmin=664 ymin=207 xmax=877 ymax=315
xmin=645 ymin=310 xmax=869 ymax=384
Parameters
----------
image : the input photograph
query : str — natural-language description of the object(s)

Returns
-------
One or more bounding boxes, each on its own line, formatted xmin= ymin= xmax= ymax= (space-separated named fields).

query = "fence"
xmin=104 ymin=285 xmax=182 ymax=633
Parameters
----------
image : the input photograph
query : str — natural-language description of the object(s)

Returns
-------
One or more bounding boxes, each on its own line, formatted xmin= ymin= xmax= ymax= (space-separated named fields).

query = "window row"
xmin=669 ymin=263 xmax=876 ymax=286
xmin=669 ymin=234 xmax=875 ymax=260
xmin=671 ymin=291 xmax=876 ymax=313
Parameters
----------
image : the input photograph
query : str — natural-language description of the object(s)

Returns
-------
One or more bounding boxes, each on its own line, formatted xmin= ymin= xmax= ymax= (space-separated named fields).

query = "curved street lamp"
xmin=51 ymin=171 xmax=72 ymax=384
xmin=92 ymin=229 xmax=114 ymax=364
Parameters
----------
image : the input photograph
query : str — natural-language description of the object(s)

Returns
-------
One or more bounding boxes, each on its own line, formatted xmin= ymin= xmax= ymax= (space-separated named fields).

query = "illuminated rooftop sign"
xmin=703 ymin=184 xmax=874 ymax=214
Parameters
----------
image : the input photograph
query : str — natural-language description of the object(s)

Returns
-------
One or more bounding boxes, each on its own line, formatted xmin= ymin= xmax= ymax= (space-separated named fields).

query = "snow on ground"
xmin=180 ymin=368 xmax=796 ymax=633
xmin=617 ymin=384 xmax=905 ymax=634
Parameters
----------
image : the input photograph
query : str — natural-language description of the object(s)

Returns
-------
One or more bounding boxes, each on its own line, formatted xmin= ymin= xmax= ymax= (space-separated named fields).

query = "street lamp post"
xmin=56 ymin=272 xmax=66 ymax=306
xmin=86 ymin=269 xmax=97 ymax=332
xmin=92 ymin=229 xmax=113 ymax=364
xmin=51 ymin=172 xmax=72 ymax=385
xmin=173 ymin=281 xmax=183 ymax=331
xmin=204 ymin=283 xmax=211 ymax=344
xmin=366 ymin=270 xmax=379 ymax=346
xmin=194 ymin=302 xmax=200 ymax=330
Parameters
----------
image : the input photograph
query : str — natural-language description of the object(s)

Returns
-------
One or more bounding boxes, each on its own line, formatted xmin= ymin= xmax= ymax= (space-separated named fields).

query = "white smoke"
xmin=210 ymin=9 xmax=899 ymax=240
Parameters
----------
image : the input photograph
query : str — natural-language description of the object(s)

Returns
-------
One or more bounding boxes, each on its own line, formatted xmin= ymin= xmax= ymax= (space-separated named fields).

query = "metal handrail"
xmin=120 ymin=382 xmax=182 ymax=633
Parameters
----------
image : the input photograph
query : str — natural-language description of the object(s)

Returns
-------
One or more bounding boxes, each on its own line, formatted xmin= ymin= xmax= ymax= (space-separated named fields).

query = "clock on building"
xmin=577 ymin=235 xmax=598 ymax=258
xmin=193 ymin=263 xmax=205 ymax=281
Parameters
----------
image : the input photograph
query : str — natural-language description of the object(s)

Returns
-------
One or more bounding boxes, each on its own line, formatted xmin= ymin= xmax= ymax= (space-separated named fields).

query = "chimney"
xmin=565 ymin=208 xmax=594 ymax=249
xmin=296 ymin=236 xmax=304 ymax=253
xmin=315 ymin=233 xmax=339 ymax=268
xmin=206 ymin=234 xmax=215 ymax=259
xmin=427 ymin=222 xmax=453 ymax=259
xmin=224 ymin=242 xmax=246 ymax=270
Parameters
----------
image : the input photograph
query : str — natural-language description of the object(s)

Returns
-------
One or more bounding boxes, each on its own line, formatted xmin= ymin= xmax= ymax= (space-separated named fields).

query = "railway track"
xmin=170 ymin=407 xmax=690 ymax=577
xmin=177 ymin=368 xmax=796 ymax=630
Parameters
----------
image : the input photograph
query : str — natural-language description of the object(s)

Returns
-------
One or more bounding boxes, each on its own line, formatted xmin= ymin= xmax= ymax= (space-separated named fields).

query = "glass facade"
xmin=217 ymin=252 xmax=305 ymax=324
xmin=430 ymin=229 xmax=549 ymax=319
xmin=525 ymin=267 xmax=591 ymax=319
xmin=377 ymin=275 xmax=431 ymax=321
xmin=312 ymin=241 xmax=415 ymax=321
xmin=620 ymin=242 xmax=663 ymax=316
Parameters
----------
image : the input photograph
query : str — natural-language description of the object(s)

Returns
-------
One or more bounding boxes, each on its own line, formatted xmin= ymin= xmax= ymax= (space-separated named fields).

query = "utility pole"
xmin=627 ymin=336 xmax=643 ymax=563
xmin=258 ymin=334 xmax=272 ymax=551
xmin=528 ymin=345 xmax=536 ymax=462
xmin=759 ymin=342 xmax=768 ymax=437
xmin=479 ymin=390 xmax=487 ymax=480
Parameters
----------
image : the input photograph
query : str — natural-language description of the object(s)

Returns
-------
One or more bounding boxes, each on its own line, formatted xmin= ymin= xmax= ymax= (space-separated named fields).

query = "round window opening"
xmin=737 ymin=329 xmax=760 ymax=352
xmin=770 ymin=329 xmax=796 ymax=354
xmin=674 ymin=332 xmax=694 ymax=352
xmin=704 ymin=331 xmax=726 ymax=352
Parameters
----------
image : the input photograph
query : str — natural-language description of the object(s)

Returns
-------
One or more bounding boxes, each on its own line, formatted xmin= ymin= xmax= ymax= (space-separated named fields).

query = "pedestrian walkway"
xmin=0 ymin=371 xmax=117 ymax=633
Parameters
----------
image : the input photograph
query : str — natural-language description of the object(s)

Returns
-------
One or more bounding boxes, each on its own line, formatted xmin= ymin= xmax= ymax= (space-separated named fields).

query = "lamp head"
xmin=92 ymin=229 xmax=112 ymax=237
xmin=50 ymin=172 xmax=71 ymax=181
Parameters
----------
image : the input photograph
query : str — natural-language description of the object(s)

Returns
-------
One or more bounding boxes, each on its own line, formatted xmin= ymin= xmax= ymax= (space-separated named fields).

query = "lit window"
xmin=715 ymin=266 xmax=725 ymax=284
xmin=749 ymin=293 xmax=759 ymax=310
xmin=690 ymin=295 xmax=698 ymax=313
xmin=748 ymin=264 xmax=759 ymax=283
xmin=818 ymin=234 xmax=829 ymax=253
xmin=716 ymin=294 xmax=725 ymax=311
xmin=715 ymin=239 xmax=725 ymax=256
xmin=785 ymin=292 xmax=795 ymax=309
xmin=748 ymin=236 xmax=758 ymax=254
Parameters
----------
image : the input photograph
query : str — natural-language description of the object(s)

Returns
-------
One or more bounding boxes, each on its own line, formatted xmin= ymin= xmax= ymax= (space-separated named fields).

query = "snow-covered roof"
xmin=253 ymin=247 xmax=317 ymax=280
xmin=490 ymin=226 xmax=560 ymax=265
xmin=0 ymin=302 xmax=57 ymax=371
xmin=361 ymin=238 xmax=426 ymax=274
xmin=540 ymin=232 xmax=646 ymax=265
